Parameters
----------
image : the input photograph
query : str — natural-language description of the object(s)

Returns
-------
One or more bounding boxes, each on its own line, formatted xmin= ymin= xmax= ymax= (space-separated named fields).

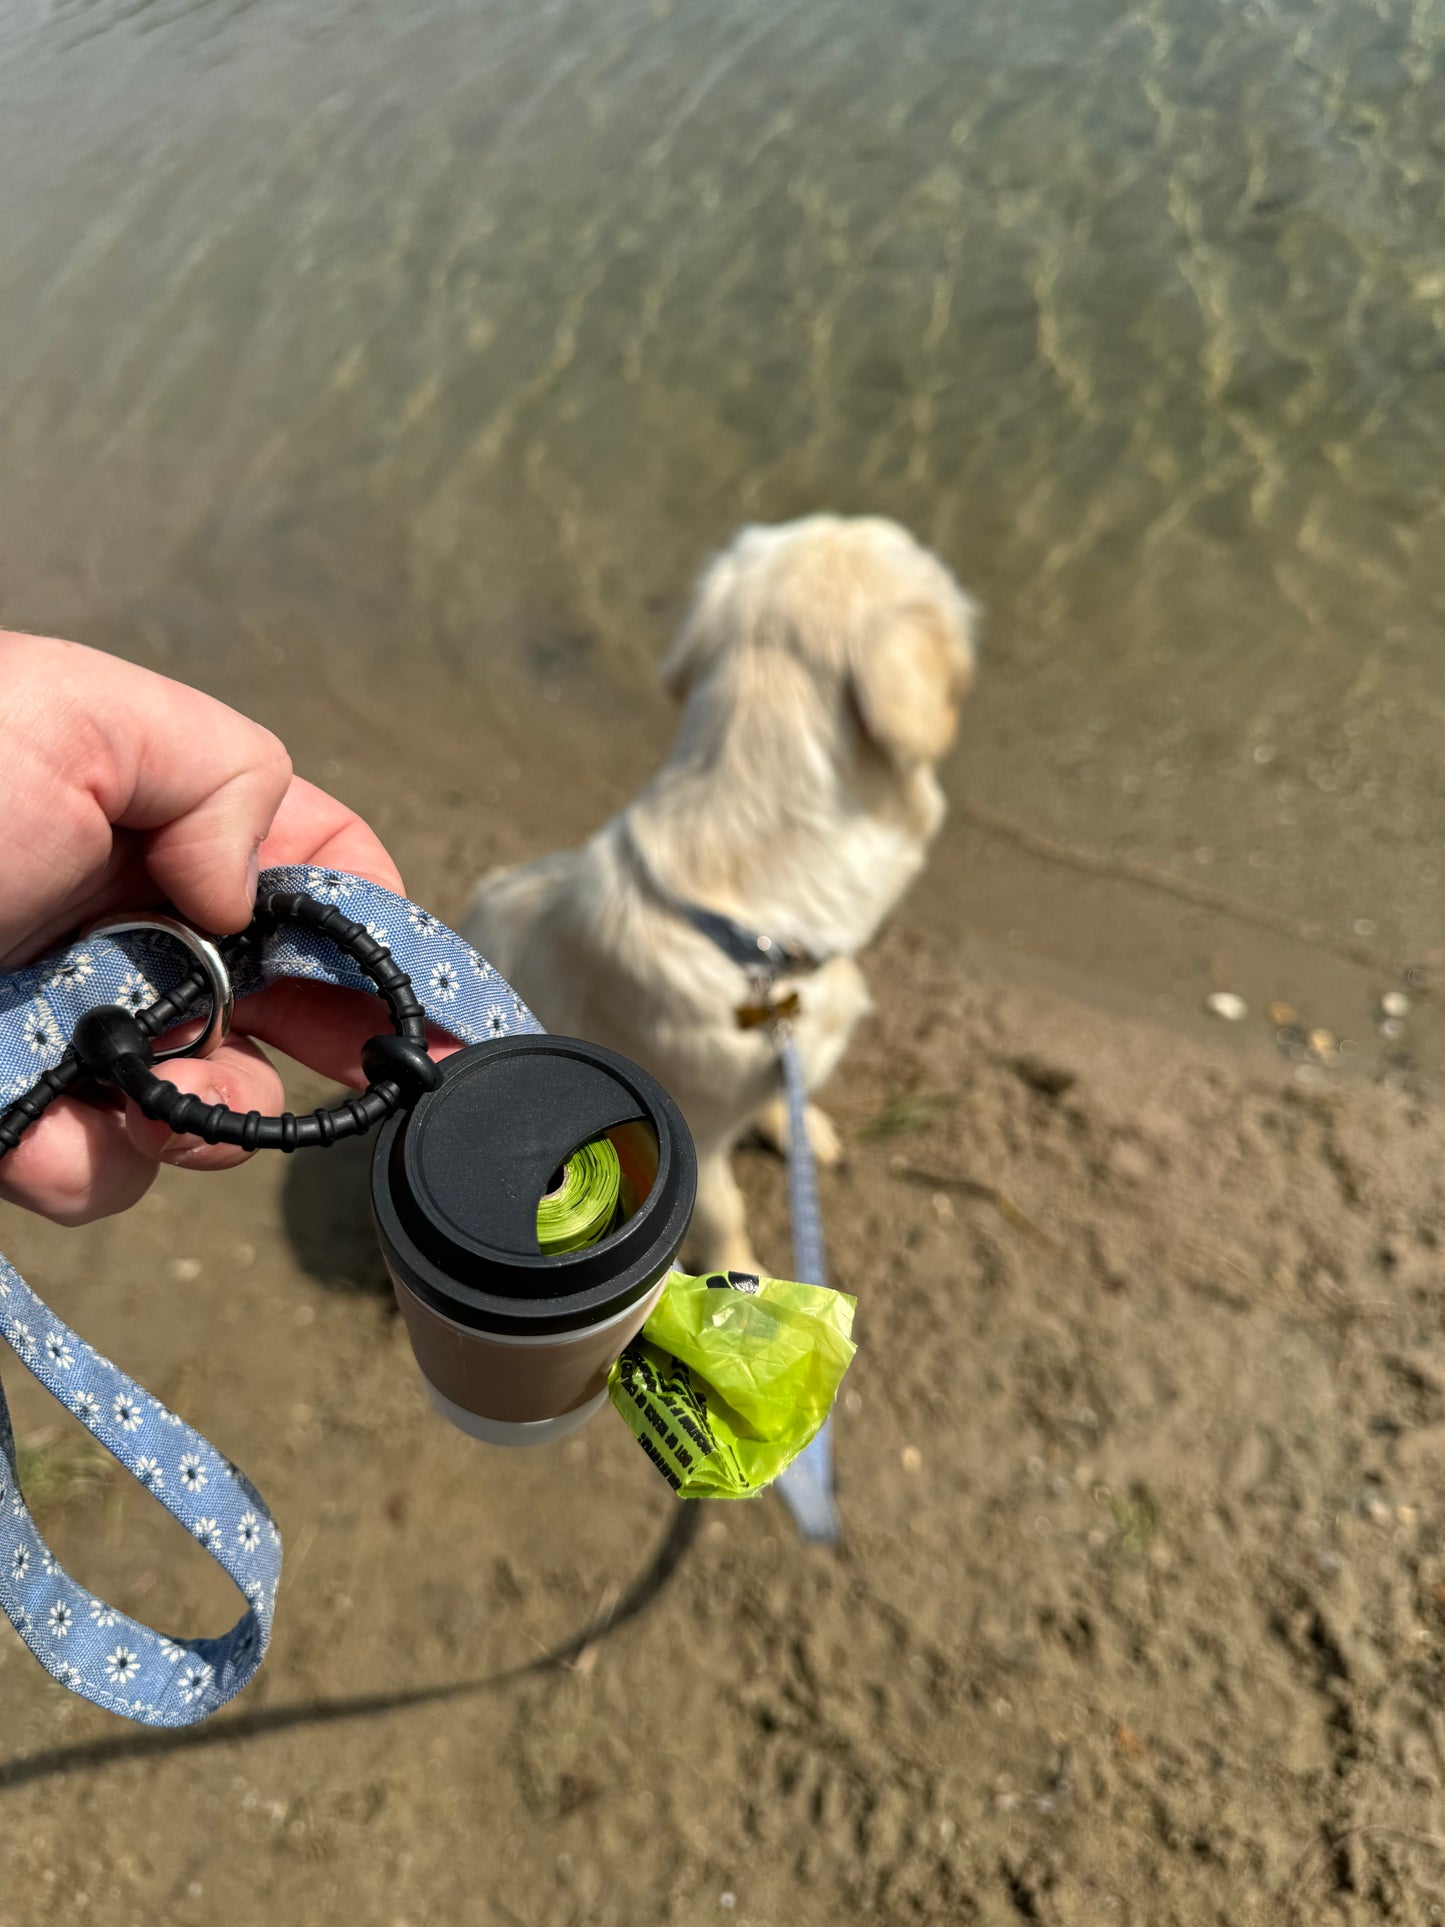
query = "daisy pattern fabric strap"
xmin=0 ymin=868 xmax=541 ymax=1727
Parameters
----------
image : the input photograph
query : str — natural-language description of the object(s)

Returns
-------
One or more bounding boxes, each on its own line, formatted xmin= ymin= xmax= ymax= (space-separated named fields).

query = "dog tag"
xmin=735 ymin=989 xmax=801 ymax=1031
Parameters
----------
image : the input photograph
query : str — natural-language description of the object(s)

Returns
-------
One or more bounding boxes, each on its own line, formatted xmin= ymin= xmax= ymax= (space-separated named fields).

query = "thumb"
xmin=142 ymin=762 xmax=287 ymax=934
xmin=73 ymin=643 xmax=295 ymax=933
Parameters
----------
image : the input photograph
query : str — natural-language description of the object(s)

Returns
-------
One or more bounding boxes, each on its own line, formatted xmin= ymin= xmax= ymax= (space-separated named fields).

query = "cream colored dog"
xmin=464 ymin=515 xmax=977 ymax=1274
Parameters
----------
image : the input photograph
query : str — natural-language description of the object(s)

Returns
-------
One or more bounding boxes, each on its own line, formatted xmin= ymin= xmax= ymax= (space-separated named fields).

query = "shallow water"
xmin=1 ymin=0 xmax=1442 ymax=988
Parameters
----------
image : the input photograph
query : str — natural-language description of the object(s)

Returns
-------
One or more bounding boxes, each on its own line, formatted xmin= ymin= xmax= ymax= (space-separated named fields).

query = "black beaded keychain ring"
xmin=0 ymin=889 xmax=440 ymax=1161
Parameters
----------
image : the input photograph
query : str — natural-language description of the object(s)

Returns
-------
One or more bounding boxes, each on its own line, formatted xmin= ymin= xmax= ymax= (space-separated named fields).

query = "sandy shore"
xmin=2 ymin=737 xmax=1443 ymax=1924
xmin=3 ymin=0 xmax=1443 ymax=1911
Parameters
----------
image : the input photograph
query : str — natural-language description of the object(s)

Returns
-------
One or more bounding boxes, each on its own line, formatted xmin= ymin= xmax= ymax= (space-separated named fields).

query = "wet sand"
xmin=1 ymin=748 xmax=1444 ymax=1925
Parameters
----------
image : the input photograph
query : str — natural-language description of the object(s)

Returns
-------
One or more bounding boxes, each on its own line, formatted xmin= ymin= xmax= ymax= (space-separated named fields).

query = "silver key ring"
xmin=82 ymin=914 xmax=235 ymax=1062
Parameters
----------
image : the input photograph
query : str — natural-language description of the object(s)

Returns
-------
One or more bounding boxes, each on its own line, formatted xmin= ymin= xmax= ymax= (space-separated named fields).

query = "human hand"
xmin=0 ymin=631 xmax=411 ymax=1224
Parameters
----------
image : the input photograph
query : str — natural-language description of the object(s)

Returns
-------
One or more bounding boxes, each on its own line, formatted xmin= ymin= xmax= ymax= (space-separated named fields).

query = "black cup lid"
xmin=371 ymin=1035 xmax=696 ymax=1335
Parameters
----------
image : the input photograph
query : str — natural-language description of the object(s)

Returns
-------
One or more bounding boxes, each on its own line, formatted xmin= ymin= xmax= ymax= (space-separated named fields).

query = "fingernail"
xmin=245 ymin=846 xmax=260 ymax=905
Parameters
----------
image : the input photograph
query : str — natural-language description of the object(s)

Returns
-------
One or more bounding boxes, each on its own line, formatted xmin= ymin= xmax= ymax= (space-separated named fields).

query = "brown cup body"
xmin=370 ymin=1039 xmax=696 ymax=1445
xmin=387 ymin=1261 xmax=667 ymax=1427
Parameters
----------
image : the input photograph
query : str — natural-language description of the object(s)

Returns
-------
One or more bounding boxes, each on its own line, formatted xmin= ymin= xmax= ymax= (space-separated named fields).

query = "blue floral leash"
xmin=620 ymin=820 xmax=836 ymax=1541
xmin=774 ymin=1033 xmax=839 ymax=1543
xmin=622 ymin=819 xmax=842 ymax=1543
xmin=0 ymin=869 xmax=542 ymax=1728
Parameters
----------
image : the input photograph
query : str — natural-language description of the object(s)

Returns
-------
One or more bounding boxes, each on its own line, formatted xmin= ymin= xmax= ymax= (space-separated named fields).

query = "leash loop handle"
xmin=4 ymin=889 xmax=440 ymax=1162
xmin=0 ymin=1253 xmax=281 ymax=1726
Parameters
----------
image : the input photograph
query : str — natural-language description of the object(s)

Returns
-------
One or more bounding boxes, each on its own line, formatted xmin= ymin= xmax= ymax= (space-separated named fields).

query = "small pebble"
xmin=1205 ymin=991 xmax=1248 ymax=1022
xmin=720 ymin=1897 xmax=736 ymax=1913
xmin=1267 ymin=1002 xmax=1297 ymax=1026
xmin=169 ymin=1257 xmax=202 ymax=1283
xmin=1307 ymin=1029 xmax=1336 ymax=1057
xmin=1399 ymin=1505 xmax=1419 ymax=1528
xmin=901 ymin=1445 xmax=923 ymax=1472
xmin=1381 ymin=991 xmax=1411 ymax=1019
xmin=1109 ymin=1139 xmax=1152 ymax=1184
xmin=931 ymin=1191 xmax=956 ymax=1225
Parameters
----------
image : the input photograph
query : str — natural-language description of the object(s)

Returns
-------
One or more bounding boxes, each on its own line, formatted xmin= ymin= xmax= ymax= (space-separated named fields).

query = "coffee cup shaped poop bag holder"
xmin=0 ymin=881 xmax=694 ymax=1727
xmin=373 ymin=1036 xmax=695 ymax=1445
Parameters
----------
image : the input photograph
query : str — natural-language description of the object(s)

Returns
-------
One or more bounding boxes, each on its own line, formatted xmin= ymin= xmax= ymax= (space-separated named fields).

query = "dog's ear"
xmin=851 ymin=596 xmax=977 ymax=765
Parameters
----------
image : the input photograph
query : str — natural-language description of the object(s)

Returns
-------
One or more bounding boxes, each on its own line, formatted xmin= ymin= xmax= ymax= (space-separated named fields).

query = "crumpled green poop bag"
xmin=607 ymin=1271 xmax=856 ymax=1497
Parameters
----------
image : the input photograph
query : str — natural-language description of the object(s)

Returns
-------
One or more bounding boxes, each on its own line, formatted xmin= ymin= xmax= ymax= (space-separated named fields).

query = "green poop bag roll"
xmin=607 ymin=1272 xmax=856 ymax=1498
xmin=536 ymin=1136 xmax=624 ymax=1253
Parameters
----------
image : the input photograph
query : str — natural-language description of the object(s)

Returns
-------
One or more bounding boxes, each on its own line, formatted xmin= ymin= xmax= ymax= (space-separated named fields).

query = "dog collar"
xmin=619 ymin=818 xmax=829 ymax=985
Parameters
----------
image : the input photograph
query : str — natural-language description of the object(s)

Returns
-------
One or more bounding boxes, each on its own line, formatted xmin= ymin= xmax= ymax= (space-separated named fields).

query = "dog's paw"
xmin=751 ymin=1097 xmax=844 ymax=1166
xmin=683 ymin=1235 xmax=764 ymax=1279
xmin=752 ymin=1095 xmax=789 ymax=1157
xmin=805 ymin=1104 xmax=843 ymax=1167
